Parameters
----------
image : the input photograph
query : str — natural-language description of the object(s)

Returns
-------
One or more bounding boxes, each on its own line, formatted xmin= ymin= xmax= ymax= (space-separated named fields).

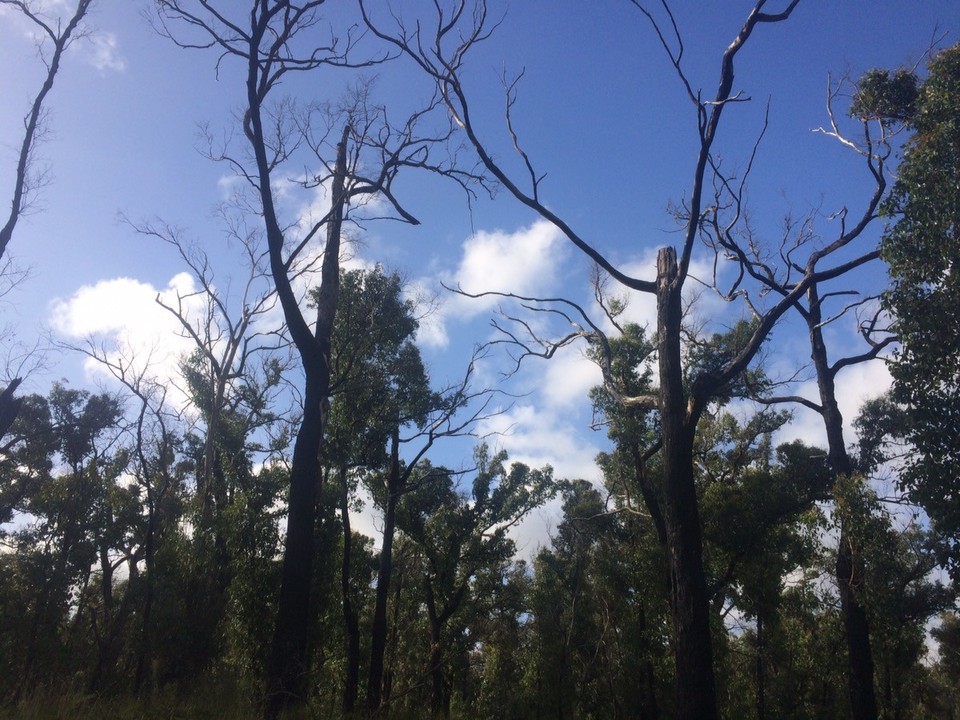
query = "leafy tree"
xmin=153 ymin=5 xmax=486 ymax=710
xmin=359 ymin=5 xmax=911 ymax=715
xmin=850 ymin=69 xmax=919 ymax=123
xmin=882 ymin=43 xmax=960 ymax=580
xmin=524 ymin=477 xmax=670 ymax=720
xmin=833 ymin=475 xmax=951 ymax=719
xmin=399 ymin=447 xmax=554 ymax=717
xmin=0 ymin=384 xmax=126 ymax=700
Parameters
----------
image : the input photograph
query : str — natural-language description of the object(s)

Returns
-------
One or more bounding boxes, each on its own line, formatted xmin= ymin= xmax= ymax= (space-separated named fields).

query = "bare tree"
xmin=355 ymin=2 xmax=901 ymax=717
xmin=719 ymin=80 xmax=903 ymax=720
xmin=0 ymin=0 xmax=92 ymax=259
xmin=126 ymin=215 xmax=289 ymax=536
xmin=0 ymin=0 xmax=94 ymax=436
xmin=152 ymin=3 xmax=486 ymax=714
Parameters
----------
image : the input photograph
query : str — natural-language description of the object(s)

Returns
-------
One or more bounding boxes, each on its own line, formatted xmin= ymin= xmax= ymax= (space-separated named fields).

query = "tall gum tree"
xmin=360 ymin=2 xmax=899 ymax=717
xmin=718 ymin=66 xmax=920 ymax=720
xmin=881 ymin=44 xmax=960 ymax=580
xmin=153 ymin=2 xmax=486 ymax=714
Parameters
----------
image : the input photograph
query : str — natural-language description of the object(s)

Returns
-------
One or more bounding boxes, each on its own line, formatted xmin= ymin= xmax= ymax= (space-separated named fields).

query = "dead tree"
xmin=708 ymin=78 xmax=903 ymax=720
xmin=0 ymin=0 xmax=94 ymax=437
xmin=355 ymin=3 xmax=907 ymax=717
xmin=0 ymin=0 xmax=93 ymax=260
xmin=124 ymin=214 xmax=291 ymax=671
xmin=152 ymin=3 xmax=487 ymax=714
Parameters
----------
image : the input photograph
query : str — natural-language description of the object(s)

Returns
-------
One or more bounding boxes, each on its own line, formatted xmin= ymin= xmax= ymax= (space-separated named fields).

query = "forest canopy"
xmin=0 ymin=2 xmax=958 ymax=720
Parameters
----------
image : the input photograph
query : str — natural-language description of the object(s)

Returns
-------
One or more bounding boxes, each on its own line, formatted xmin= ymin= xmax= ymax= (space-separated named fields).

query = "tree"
xmin=322 ymin=266 xmax=430 ymax=713
xmin=358 ymin=3 xmax=921 ymax=715
xmin=0 ymin=383 xmax=126 ymax=700
xmin=152 ymin=4 xmax=485 ymax=713
xmin=399 ymin=447 xmax=554 ymax=717
xmin=123 ymin=215 xmax=288 ymax=677
xmin=881 ymin=43 xmax=960 ymax=579
xmin=0 ymin=0 xmax=95 ymax=441
xmin=0 ymin=0 xmax=93 ymax=262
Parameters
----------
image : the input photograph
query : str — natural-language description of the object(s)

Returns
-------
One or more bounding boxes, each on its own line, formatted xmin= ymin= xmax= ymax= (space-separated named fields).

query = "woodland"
xmin=1 ymin=1 xmax=959 ymax=719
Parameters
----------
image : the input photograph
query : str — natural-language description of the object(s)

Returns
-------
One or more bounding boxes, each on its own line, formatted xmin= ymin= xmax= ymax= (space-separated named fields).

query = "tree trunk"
xmin=262 ymin=122 xmax=348 ymax=717
xmin=367 ymin=429 xmax=401 ymax=712
xmin=383 ymin=556 xmax=405 ymax=707
xmin=637 ymin=605 xmax=660 ymax=720
xmin=265 ymin=378 xmax=325 ymax=710
xmin=756 ymin=611 xmax=765 ymax=720
xmin=656 ymin=247 xmax=718 ymax=720
xmin=424 ymin=583 xmax=450 ymax=718
xmin=0 ymin=379 xmax=22 ymax=440
xmin=807 ymin=286 xmax=878 ymax=720
xmin=134 ymin=488 xmax=157 ymax=694
xmin=339 ymin=466 xmax=360 ymax=715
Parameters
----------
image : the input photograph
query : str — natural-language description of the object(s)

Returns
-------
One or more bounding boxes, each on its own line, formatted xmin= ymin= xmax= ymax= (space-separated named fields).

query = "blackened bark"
xmin=263 ymin=121 xmax=349 ymax=715
xmin=656 ymin=247 xmax=718 ymax=720
xmin=339 ymin=466 xmax=361 ymax=714
xmin=0 ymin=379 xmax=22 ymax=440
xmin=134 ymin=480 xmax=157 ymax=693
xmin=1 ymin=1 xmax=92 ymax=261
xmin=807 ymin=286 xmax=878 ymax=720
xmin=367 ymin=429 xmax=401 ymax=712
xmin=265 ymin=376 xmax=326 ymax=710
xmin=637 ymin=605 xmax=660 ymax=720
xmin=756 ymin=612 xmax=765 ymax=720
xmin=424 ymin=583 xmax=451 ymax=718
xmin=837 ymin=533 xmax=878 ymax=720
xmin=383 ymin=557 xmax=405 ymax=707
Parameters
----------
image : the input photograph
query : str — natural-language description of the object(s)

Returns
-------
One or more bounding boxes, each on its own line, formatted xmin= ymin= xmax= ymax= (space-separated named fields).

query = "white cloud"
xmin=80 ymin=32 xmax=126 ymax=73
xmin=49 ymin=273 xmax=207 ymax=407
xmin=475 ymin=402 xmax=604 ymax=561
xmin=539 ymin=348 xmax=602 ymax=409
xmin=451 ymin=219 xmax=566 ymax=305
xmin=413 ymin=219 xmax=568 ymax=349
xmin=477 ymin=403 xmax=602 ymax=484
xmin=773 ymin=359 xmax=892 ymax=451
xmin=836 ymin=358 xmax=893 ymax=440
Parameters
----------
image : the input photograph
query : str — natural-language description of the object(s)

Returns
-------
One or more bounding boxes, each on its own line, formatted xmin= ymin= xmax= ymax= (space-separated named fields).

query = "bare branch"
xmin=0 ymin=0 xmax=94 ymax=261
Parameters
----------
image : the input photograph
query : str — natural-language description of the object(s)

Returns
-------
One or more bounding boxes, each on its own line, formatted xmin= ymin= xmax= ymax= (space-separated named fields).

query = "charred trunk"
xmin=339 ymin=466 xmax=361 ymax=714
xmin=265 ymin=378 xmax=325 ymax=711
xmin=367 ymin=429 xmax=401 ymax=712
xmin=656 ymin=247 xmax=717 ymax=720
xmin=807 ymin=286 xmax=878 ymax=720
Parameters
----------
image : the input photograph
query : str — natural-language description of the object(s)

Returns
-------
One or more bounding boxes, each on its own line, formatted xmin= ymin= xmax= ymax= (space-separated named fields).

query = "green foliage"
xmin=850 ymin=68 xmax=919 ymax=123
xmin=881 ymin=42 xmax=960 ymax=580
xmin=685 ymin=318 xmax=768 ymax=403
xmin=324 ymin=266 xmax=432 ymax=471
xmin=833 ymin=475 xmax=952 ymax=717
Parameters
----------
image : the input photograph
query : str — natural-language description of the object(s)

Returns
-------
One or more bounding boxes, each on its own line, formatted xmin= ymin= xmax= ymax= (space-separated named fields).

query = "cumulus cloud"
xmin=49 ymin=273 xmax=208 ymax=407
xmin=477 ymin=403 xmax=603 ymax=485
xmin=476 ymin=401 xmax=605 ymax=560
xmin=451 ymin=219 xmax=567 ymax=305
xmin=539 ymin=348 xmax=603 ymax=409
xmin=414 ymin=219 xmax=568 ymax=349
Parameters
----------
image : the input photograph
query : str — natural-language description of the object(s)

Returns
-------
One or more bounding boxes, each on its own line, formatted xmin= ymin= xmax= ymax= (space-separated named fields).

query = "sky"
xmin=1 ymin=0 xmax=958 ymax=554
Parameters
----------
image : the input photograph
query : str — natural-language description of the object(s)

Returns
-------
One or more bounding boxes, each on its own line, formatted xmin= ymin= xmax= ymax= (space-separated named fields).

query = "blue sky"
xmin=1 ymin=1 xmax=957 ymax=550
